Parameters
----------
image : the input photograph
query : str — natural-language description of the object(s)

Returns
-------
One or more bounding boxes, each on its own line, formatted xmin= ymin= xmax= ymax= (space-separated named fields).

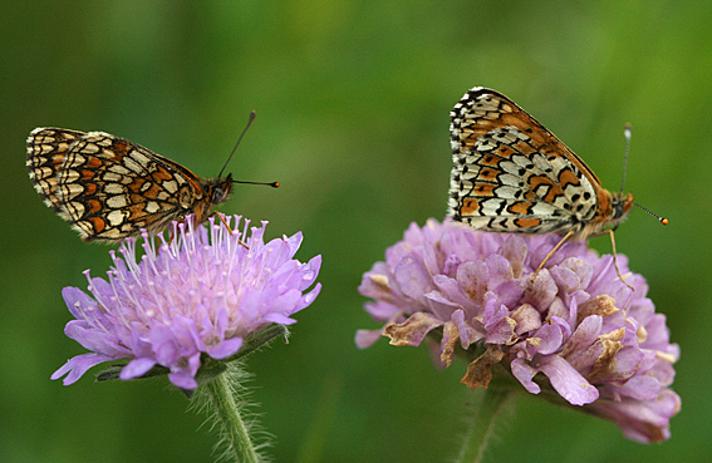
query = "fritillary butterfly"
xmin=26 ymin=120 xmax=276 ymax=242
xmin=447 ymin=86 xmax=667 ymax=279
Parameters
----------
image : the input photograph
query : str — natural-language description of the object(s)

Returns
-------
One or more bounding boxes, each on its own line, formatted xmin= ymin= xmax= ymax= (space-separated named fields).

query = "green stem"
xmin=206 ymin=372 xmax=259 ymax=463
xmin=455 ymin=388 xmax=514 ymax=463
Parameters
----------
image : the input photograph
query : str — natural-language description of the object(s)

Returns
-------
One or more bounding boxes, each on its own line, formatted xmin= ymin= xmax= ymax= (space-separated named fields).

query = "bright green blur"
xmin=1 ymin=2 xmax=709 ymax=462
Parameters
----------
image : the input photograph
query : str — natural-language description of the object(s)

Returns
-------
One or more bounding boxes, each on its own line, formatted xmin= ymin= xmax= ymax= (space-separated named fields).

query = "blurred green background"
xmin=1 ymin=1 xmax=709 ymax=462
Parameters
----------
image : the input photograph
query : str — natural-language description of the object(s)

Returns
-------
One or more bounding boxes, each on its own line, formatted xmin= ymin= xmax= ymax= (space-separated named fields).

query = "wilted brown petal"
xmin=460 ymin=346 xmax=504 ymax=389
xmin=357 ymin=220 xmax=680 ymax=442
xmin=577 ymin=295 xmax=618 ymax=324
xmin=440 ymin=321 xmax=460 ymax=367
xmin=588 ymin=328 xmax=625 ymax=382
xmin=511 ymin=303 xmax=542 ymax=336
xmin=383 ymin=312 xmax=443 ymax=347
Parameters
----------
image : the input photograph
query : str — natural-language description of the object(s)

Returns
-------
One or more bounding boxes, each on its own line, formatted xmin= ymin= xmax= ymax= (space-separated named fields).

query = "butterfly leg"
xmin=535 ymin=229 xmax=575 ymax=273
xmin=164 ymin=217 xmax=182 ymax=245
xmin=215 ymin=211 xmax=233 ymax=233
xmin=608 ymin=229 xmax=634 ymax=291
xmin=213 ymin=212 xmax=249 ymax=249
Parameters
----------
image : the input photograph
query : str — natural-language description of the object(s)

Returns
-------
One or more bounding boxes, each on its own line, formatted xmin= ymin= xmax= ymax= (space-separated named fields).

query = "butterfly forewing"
xmin=448 ymin=87 xmax=603 ymax=236
xmin=27 ymin=128 xmax=209 ymax=242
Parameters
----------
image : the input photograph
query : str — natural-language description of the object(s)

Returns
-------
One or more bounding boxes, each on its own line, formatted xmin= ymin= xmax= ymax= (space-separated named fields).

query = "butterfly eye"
xmin=611 ymin=196 xmax=627 ymax=219
xmin=613 ymin=204 xmax=625 ymax=219
xmin=212 ymin=187 xmax=224 ymax=202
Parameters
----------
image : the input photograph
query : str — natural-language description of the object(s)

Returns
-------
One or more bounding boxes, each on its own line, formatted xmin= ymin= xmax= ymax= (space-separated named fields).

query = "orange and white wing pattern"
xmin=27 ymin=128 xmax=209 ymax=242
xmin=447 ymin=87 xmax=617 ymax=238
xmin=26 ymin=128 xmax=85 ymax=211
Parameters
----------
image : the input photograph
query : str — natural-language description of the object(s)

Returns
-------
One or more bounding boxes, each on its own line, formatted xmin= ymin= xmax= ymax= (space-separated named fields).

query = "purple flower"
xmin=52 ymin=216 xmax=321 ymax=390
xmin=357 ymin=219 xmax=680 ymax=443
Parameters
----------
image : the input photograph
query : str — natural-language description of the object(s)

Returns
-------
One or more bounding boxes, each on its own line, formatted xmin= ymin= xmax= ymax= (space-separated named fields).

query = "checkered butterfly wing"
xmin=448 ymin=87 xmax=602 ymax=235
xmin=27 ymin=128 xmax=207 ymax=242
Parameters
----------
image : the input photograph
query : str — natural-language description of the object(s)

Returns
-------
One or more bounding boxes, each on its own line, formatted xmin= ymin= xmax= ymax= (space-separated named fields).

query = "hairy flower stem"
xmin=206 ymin=372 xmax=259 ymax=463
xmin=455 ymin=388 xmax=513 ymax=463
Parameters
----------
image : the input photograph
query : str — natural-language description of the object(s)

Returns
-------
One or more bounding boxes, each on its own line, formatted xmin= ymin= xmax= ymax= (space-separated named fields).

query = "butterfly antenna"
xmin=231 ymin=179 xmax=280 ymax=188
xmin=621 ymin=124 xmax=669 ymax=226
xmin=620 ymin=122 xmax=632 ymax=193
xmin=634 ymin=202 xmax=669 ymax=226
xmin=217 ymin=111 xmax=256 ymax=179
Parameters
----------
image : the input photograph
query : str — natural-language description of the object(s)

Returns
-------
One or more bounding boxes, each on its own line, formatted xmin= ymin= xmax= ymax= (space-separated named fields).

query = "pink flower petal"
xmin=355 ymin=329 xmax=383 ymax=349
xmin=53 ymin=216 xmax=321 ymax=390
xmin=207 ymin=337 xmax=243 ymax=359
xmin=357 ymin=219 xmax=679 ymax=441
xmin=511 ymin=358 xmax=541 ymax=394
xmin=539 ymin=356 xmax=599 ymax=406
xmin=120 ymin=358 xmax=157 ymax=380
xmin=51 ymin=353 xmax=113 ymax=385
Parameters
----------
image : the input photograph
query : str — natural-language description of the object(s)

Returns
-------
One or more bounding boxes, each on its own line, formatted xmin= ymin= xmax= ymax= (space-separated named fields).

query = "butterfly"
xmin=447 ymin=86 xmax=667 ymax=281
xmin=26 ymin=115 xmax=277 ymax=242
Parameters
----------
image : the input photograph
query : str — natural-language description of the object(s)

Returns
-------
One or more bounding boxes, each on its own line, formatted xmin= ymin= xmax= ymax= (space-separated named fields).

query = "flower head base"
xmin=52 ymin=216 xmax=321 ymax=390
xmin=357 ymin=219 xmax=680 ymax=443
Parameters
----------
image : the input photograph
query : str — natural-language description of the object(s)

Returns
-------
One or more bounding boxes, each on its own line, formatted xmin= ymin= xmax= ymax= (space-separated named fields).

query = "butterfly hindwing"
xmin=448 ymin=87 xmax=599 ymax=234
xmin=26 ymin=128 xmax=85 ymax=211
xmin=27 ymin=128 xmax=206 ymax=242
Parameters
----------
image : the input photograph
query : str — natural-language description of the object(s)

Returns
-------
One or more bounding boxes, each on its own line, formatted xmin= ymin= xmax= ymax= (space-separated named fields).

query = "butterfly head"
xmin=206 ymin=174 xmax=280 ymax=207
xmin=207 ymin=175 xmax=234 ymax=206
xmin=610 ymin=191 xmax=635 ymax=226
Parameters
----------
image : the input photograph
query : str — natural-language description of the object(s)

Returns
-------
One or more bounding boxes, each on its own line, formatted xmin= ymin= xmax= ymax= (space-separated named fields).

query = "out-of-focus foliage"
xmin=1 ymin=1 xmax=708 ymax=462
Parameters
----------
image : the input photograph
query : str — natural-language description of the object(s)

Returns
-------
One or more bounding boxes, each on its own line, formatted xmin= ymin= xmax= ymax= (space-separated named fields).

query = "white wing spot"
xmin=163 ymin=180 xmax=178 ymax=193
xmin=131 ymin=150 xmax=152 ymax=168
xmin=102 ymin=172 xmax=122 ymax=182
xmin=107 ymin=210 xmax=129 ymax=226
xmin=107 ymin=195 xmax=128 ymax=208
xmin=59 ymin=183 xmax=84 ymax=200
xmin=123 ymin=156 xmax=144 ymax=174
xmin=109 ymin=164 xmax=131 ymax=175
xmin=104 ymin=183 xmax=124 ymax=194
xmin=145 ymin=201 xmax=160 ymax=214
xmin=65 ymin=201 xmax=86 ymax=219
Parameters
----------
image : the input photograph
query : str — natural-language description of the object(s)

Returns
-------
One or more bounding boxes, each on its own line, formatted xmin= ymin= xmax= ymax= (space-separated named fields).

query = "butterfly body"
xmin=448 ymin=87 xmax=634 ymax=241
xmin=27 ymin=127 xmax=233 ymax=242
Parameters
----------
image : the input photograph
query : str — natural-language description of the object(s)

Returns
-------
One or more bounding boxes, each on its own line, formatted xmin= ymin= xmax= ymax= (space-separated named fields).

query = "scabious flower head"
xmin=52 ymin=216 xmax=321 ymax=390
xmin=357 ymin=219 xmax=680 ymax=443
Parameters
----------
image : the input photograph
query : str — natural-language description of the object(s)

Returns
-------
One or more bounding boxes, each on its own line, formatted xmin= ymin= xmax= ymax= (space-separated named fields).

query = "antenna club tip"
xmin=271 ymin=181 xmax=280 ymax=188
xmin=660 ymin=217 xmax=670 ymax=225
xmin=249 ymin=111 xmax=257 ymax=119
xmin=623 ymin=123 xmax=632 ymax=139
